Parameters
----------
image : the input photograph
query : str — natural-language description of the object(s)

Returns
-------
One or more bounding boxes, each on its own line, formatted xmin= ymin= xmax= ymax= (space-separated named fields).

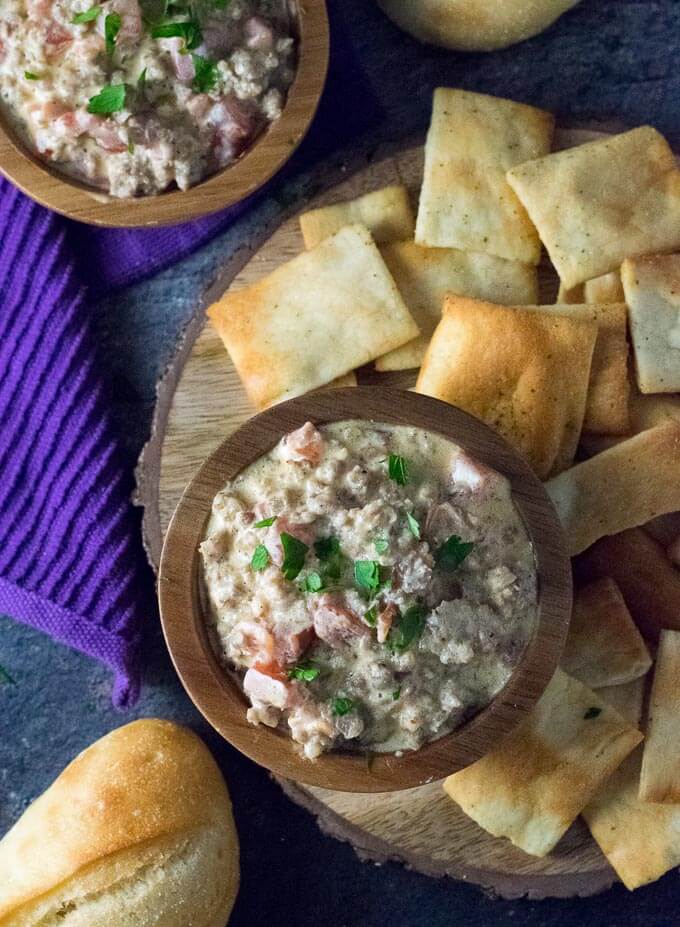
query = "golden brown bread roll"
xmin=376 ymin=0 xmax=583 ymax=52
xmin=0 ymin=719 xmax=239 ymax=927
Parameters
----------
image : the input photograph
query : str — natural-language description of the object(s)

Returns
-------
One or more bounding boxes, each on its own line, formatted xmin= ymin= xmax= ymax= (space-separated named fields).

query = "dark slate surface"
xmin=2 ymin=0 xmax=680 ymax=922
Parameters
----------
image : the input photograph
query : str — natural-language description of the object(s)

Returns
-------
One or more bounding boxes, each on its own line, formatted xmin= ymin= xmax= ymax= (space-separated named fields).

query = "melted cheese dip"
xmin=201 ymin=421 xmax=538 ymax=759
xmin=0 ymin=0 xmax=295 ymax=196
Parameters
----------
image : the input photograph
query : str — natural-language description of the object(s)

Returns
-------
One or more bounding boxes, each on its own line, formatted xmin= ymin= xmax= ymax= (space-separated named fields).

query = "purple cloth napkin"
xmin=0 ymin=180 xmax=155 ymax=707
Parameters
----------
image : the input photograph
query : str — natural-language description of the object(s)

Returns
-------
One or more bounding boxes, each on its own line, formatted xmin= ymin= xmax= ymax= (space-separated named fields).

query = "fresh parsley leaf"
xmin=435 ymin=535 xmax=474 ymax=571
xmin=332 ymin=696 xmax=354 ymax=716
xmin=212 ymin=0 xmax=231 ymax=8
xmin=192 ymin=53 xmax=218 ymax=92
xmin=72 ymin=5 xmax=101 ymax=23
xmin=288 ymin=662 xmax=320 ymax=682
xmin=137 ymin=67 xmax=147 ymax=93
xmin=87 ymin=83 xmax=127 ymax=114
xmin=251 ymin=544 xmax=270 ymax=572
xmin=280 ymin=532 xmax=308 ymax=581
xmin=24 ymin=71 xmax=40 ymax=80
xmin=388 ymin=454 xmax=409 ymax=485
xmin=151 ymin=19 xmax=202 ymax=50
xmin=301 ymin=571 xmax=324 ymax=594
xmin=105 ymin=11 xmax=121 ymax=56
xmin=387 ymin=604 xmax=427 ymax=653
xmin=127 ymin=140 xmax=135 ymax=153
xmin=584 ymin=706 xmax=602 ymax=720
xmin=373 ymin=538 xmax=388 ymax=554
xmin=363 ymin=605 xmax=377 ymax=627
xmin=354 ymin=560 xmax=381 ymax=594
xmin=314 ymin=536 xmax=340 ymax=560
xmin=406 ymin=512 xmax=420 ymax=539
xmin=392 ymin=687 xmax=401 ymax=700
xmin=254 ymin=515 xmax=277 ymax=528
xmin=0 ymin=664 xmax=16 ymax=686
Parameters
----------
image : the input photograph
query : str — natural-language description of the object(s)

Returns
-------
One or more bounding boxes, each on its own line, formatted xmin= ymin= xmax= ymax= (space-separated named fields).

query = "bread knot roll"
xmin=0 ymin=719 xmax=239 ymax=927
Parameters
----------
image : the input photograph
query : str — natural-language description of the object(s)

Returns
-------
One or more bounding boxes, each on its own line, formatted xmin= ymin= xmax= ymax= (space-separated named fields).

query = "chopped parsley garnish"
xmin=406 ymin=512 xmax=420 ymax=539
xmin=584 ymin=706 xmax=602 ymax=720
xmin=254 ymin=515 xmax=277 ymax=528
xmin=104 ymin=11 xmax=121 ymax=57
xmin=87 ymin=83 xmax=127 ymax=114
xmin=435 ymin=535 xmax=474 ymax=571
xmin=388 ymin=454 xmax=409 ymax=485
xmin=24 ymin=71 xmax=40 ymax=80
xmin=280 ymin=532 xmax=308 ymax=581
xmin=127 ymin=140 xmax=135 ymax=153
xmin=363 ymin=605 xmax=377 ymax=627
xmin=137 ymin=67 xmax=147 ymax=93
xmin=373 ymin=538 xmax=389 ymax=554
xmin=354 ymin=560 xmax=381 ymax=595
xmin=332 ymin=696 xmax=354 ymax=716
xmin=314 ymin=536 xmax=346 ymax=582
xmin=314 ymin=536 xmax=340 ymax=560
xmin=392 ymin=687 xmax=401 ymax=700
xmin=387 ymin=604 xmax=427 ymax=653
xmin=301 ymin=571 xmax=324 ymax=594
xmin=151 ymin=19 xmax=202 ymax=51
xmin=212 ymin=0 xmax=232 ymax=8
xmin=288 ymin=662 xmax=320 ymax=682
xmin=0 ymin=664 xmax=16 ymax=686
xmin=72 ymin=5 xmax=101 ymax=23
xmin=192 ymin=54 xmax=219 ymax=92
xmin=251 ymin=544 xmax=270 ymax=572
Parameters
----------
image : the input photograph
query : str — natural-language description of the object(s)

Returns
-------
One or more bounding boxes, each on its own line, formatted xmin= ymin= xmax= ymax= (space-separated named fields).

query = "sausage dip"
xmin=0 ymin=0 xmax=296 ymax=196
xmin=201 ymin=421 xmax=538 ymax=759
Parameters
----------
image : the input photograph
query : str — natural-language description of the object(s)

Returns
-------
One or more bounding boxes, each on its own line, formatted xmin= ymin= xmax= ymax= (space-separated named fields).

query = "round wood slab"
xmin=137 ymin=127 xmax=620 ymax=898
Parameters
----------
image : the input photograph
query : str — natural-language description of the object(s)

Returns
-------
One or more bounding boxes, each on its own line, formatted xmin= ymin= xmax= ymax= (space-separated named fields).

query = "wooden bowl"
xmin=158 ymin=387 xmax=572 ymax=792
xmin=0 ymin=0 xmax=328 ymax=227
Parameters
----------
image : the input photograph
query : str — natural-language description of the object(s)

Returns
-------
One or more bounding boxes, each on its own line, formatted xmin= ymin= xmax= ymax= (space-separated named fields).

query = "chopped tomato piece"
xmin=281 ymin=422 xmax=324 ymax=466
xmin=313 ymin=594 xmax=368 ymax=647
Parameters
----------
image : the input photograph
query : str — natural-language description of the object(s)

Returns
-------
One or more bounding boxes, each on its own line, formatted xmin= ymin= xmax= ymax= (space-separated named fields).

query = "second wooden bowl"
xmin=0 ymin=0 xmax=328 ymax=227
xmin=158 ymin=388 xmax=572 ymax=792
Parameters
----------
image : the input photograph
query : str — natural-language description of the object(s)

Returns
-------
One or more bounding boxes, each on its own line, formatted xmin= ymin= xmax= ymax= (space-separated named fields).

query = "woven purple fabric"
xmin=0 ymin=178 xmax=151 ymax=707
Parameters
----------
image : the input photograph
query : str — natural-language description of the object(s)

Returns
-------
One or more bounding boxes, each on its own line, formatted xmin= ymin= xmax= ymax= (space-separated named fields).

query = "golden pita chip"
xmin=416 ymin=296 xmax=597 ymax=478
xmin=325 ymin=372 xmax=357 ymax=389
xmin=207 ymin=224 xmax=419 ymax=409
xmin=584 ymin=271 xmax=625 ymax=304
xmin=526 ymin=303 xmax=629 ymax=435
xmin=583 ymin=749 xmax=680 ymax=891
xmin=443 ymin=669 xmax=642 ymax=857
xmin=557 ymin=281 xmax=585 ymax=304
xmin=415 ymin=88 xmax=554 ymax=263
xmin=546 ymin=422 xmax=680 ymax=555
xmin=621 ymin=253 xmax=680 ymax=394
xmin=561 ymin=578 xmax=652 ymax=688
xmin=507 ymin=127 xmax=680 ymax=288
xmin=639 ymin=630 xmax=680 ymax=803
xmin=375 ymin=242 xmax=538 ymax=371
xmin=629 ymin=392 xmax=680 ymax=433
xmin=597 ymin=677 xmax=647 ymax=729
xmin=299 ymin=185 xmax=415 ymax=249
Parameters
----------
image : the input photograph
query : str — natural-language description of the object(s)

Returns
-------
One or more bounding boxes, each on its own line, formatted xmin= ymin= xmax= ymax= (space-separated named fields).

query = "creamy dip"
xmin=201 ymin=421 xmax=538 ymax=759
xmin=0 ymin=0 xmax=296 ymax=196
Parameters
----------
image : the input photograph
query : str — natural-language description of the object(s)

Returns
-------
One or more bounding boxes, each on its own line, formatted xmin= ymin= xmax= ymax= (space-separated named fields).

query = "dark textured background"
xmin=2 ymin=0 xmax=680 ymax=922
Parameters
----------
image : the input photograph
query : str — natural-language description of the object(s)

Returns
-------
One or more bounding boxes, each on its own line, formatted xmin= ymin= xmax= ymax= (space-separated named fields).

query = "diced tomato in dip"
xmin=201 ymin=421 xmax=538 ymax=759
xmin=0 ymin=0 xmax=296 ymax=197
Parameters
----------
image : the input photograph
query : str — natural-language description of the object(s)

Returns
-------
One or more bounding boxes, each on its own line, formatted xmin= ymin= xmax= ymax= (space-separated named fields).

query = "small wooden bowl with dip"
xmin=159 ymin=388 xmax=572 ymax=792
xmin=0 ymin=0 xmax=328 ymax=228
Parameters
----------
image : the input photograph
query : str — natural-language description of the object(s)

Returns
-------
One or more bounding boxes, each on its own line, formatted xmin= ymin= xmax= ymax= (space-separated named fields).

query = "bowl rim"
xmin=158 ymin=387 xmax=572 ymax=792
xmin=0 ymin=0 xmax=329 ymax=227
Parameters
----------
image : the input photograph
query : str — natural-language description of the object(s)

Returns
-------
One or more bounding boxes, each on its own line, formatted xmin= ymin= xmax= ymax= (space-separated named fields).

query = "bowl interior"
xmin=158 ymin=387 xmax=572 ymax=792
xmin=0 ymin=0 xmax=329 ymax=227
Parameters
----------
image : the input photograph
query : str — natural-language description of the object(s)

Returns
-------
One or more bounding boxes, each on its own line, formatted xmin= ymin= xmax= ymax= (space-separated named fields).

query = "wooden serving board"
xmin=137 ymin=127 xmax=621 ymax=899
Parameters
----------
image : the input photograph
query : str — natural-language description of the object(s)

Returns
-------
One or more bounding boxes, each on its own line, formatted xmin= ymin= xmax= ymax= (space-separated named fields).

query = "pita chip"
xmin=416 ymin=296 xmax=597 ymax=478
xmin=561 ymin=578 xmax=652 ymax=688
xmin=325 ymin=372 xmax=357 ymax=389
xmin=443 ymin=669 xmax=642 ymax=857
xmin=583 ymin=749 xmax=680 ymax=890
xmin=375 ymin=242 xmax=538 ymax=371
xmin=621 ymin=253 xmax=680 ymax=394
xmin=639 ymin=630 xmax=680 ymax=803
xmin=597 ymin=677 xmax=647 ymax=729
xmin=585 ymin=271 xmax=625 ymax=304
xmin=415 ymin=88 xmax=554 ymax=263
xmin=207 ymin=224 xmax=419 ymax=409
xmin=507 ymin=127 xmax=680 ymax=288
xmin=545 ymin=422 xmax=680 ymax=555
xmin=299 ymin=185 xmax=415 ymax=249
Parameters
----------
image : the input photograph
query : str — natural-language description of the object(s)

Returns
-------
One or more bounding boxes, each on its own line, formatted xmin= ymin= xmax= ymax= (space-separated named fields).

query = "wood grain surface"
xmin=139 ymin=128 xmax=622 ymax=897
xmin=0 ymin=0 xmax=328 ymax=227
